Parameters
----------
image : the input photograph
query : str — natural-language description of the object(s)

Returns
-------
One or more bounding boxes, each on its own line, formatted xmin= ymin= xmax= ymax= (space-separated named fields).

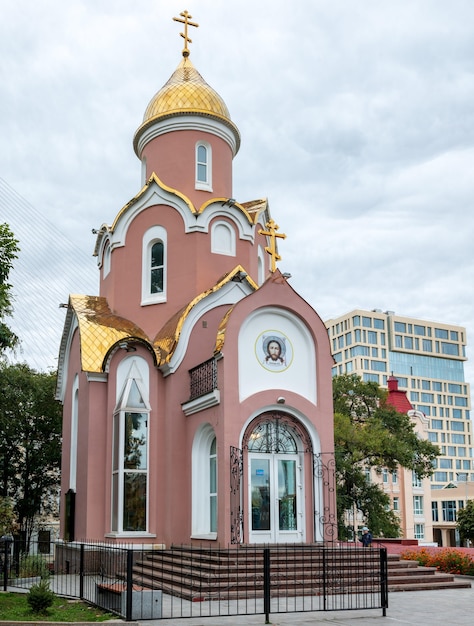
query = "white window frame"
xmin=195 ymin=141 xmax=213 ymax=192
xmin=141 ymin=225 xmax=167 ymax=305
xmin=111 ymin=358 xmax=151 ymax=535
xmin=191 ymin=424 xmax=218 ymax=539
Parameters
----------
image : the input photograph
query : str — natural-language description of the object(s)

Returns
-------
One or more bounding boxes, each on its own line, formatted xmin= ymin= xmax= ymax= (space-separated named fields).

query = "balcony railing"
xmin=189 ymin=357 xmax=218 ymax=401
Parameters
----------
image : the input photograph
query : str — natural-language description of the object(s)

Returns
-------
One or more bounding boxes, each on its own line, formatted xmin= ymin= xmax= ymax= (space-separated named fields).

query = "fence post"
xmin=79 ymin=543 xmax=85 ymax=599
xmin=125 ymin=549 xmax=133 ymax=621
xmin=2 ymin=538 xmax=9 ymax=591
xmin=380 ymin=547 xmax=388 ymax=616
xmin=263 ymin=547 xmax=270 ymax=623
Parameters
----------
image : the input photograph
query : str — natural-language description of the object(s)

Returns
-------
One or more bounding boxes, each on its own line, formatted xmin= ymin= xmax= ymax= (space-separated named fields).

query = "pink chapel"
xmin=56 ymin=12 xmax=336 ymax=547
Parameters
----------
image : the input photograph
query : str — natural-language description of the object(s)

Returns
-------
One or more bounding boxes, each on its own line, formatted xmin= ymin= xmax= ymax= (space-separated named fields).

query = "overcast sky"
xmin=1 ymin=1 xmax=474 ymax=387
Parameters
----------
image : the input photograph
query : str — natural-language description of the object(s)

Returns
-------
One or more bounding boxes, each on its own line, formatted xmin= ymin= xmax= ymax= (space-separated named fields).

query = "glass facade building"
xmin=325 ymin=309 xmax=472 ymax=490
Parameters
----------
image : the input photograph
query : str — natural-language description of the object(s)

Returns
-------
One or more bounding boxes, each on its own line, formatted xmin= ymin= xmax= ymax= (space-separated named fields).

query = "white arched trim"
xmin=141 ymin=225 xmax=167 ymax=306
xmin=161 ymin=280 xmax=254 ymax=376
xmin=69 ymin=375 xmax=79 ymax=491
xmin=191 ymin=423 xmax=218 ymax=539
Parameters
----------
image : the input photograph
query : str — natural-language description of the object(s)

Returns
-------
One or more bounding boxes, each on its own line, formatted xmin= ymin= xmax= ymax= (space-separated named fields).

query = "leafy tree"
xmin=0 ymin=223 xmax=20 ymax=353
xmin=0 ymin=364 xmax=62 ymax=545
xmin=0 ymin=496 xmax=17 ymax=535
xmin=457 ymin=500 xmax=474 ymax=545
xmin=333 ymin=374 xmax=439 ymax=539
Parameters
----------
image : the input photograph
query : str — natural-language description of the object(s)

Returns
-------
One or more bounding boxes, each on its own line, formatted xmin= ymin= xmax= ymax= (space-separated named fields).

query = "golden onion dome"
xmin=134 ymin=56 xmax=240 ymax=155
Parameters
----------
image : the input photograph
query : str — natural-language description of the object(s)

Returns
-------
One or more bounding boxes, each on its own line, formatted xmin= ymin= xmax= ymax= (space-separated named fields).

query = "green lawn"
xmin=0 ymin=592 xmax=116 ymax=622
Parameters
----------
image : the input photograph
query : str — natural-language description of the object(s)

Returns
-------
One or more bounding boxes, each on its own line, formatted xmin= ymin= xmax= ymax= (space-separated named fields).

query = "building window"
xmin=195 ymin=141 xmax=212 ymax=191
xmin=142 ymin=226 xmax=167 ymax=305
xmin=192 ymin=424 xmax=218 ymax=538
xmin=412 ymin=472 xmax=422 ymax=488
xmin=414 ymin=524 xmax=425 ymax=539
xmin=442 ymin=501 xmax=456 ymax=522
xmin=391 ymin=470 xmax=398 ymax=484
xmin=374 ymin=318 xmax=384 ymax=329
xmin=112 ymin=359 xmax=150 ymax=534
xmin=209 ymin=437 xmax=217 ymax=533
xmin=151 ymin=242 xmax=164 ymax=293
xmin=413 ymin=496 xmax=424 ymax=516
xmin=432 ymin=501 xmax=439 ymax=522
xmin=394 ymin=321 xmax=406 ymax=332
xmin=393 ymin=497 xmax=399 ymax=512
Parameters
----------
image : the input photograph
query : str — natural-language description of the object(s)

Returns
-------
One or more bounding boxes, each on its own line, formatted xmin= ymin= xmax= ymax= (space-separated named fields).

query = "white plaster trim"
xmin=161 ymin=281 xmax=253 ymax=376
xmin=136 ymin=115 xmax=239 ymax=157
xmin=191 ymin=533 xmax=218 ymax=540
xmin=182 ymin=390 xmax=220 ymax=416
xmin=196 ymin=202 xmax=255 ymax=242
xmin=56 ymin=312 xmax=78 ymax=402
xmin=111 ymin=185 xmax=195 ymax=251
xmin=86 ymin=372 xmax=108 ymax=383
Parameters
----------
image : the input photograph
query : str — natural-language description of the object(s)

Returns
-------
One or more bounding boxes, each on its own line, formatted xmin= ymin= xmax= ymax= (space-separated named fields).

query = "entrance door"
xmin=249 ymin=453 xmax=303 ymax=543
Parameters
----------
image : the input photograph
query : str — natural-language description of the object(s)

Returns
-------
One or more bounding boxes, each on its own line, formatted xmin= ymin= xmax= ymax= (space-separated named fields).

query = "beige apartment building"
xmin=325 ymin=309 xmax=472 ymax=544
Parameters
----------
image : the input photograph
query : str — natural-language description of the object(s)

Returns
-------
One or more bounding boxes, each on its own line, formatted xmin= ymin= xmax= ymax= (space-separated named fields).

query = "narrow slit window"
xmin=151 ymin=241 xmax=164 ymax=293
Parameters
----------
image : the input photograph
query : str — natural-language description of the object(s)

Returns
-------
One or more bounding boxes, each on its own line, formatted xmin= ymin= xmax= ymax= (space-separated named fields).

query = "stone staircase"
xmin=386 ymin=553 xmax=471 ymax=591
xmin=124 ymin=546 xmax=471 ymax=601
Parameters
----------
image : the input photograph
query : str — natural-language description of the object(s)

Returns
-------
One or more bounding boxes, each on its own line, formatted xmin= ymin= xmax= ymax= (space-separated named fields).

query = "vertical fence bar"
xmin=2 ymin=539 xmax=9 ymax=591
xmin=125 ymin=549 xmax=133 ymax=621
xmin=263 ymin=547 xmax=270 ymax=623
xmin=79 ymin=543 xmax=85 ymax=599
xmin=380 ymin=547 xmax=388 ymax=616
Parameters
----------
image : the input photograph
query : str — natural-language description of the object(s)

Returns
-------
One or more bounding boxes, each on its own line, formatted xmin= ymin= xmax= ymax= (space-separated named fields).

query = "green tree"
xmin=457 ymin=500 xmax=474 ymax=545
xmin=333 ymin=374 xmax=439 ymax=539
xmin=0 ymin=223 xmax=20 ymax=352
xmin=0 ymin=364 xmax=62 ymax=544
xmin=0 ymin=496 xmax=17 ymax=535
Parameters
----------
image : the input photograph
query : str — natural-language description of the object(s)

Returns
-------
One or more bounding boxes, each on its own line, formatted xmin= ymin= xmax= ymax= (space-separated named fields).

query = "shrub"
xmin=401 ymin=547 xmax=474 ymax=576
xmin=27 ymin=579 xmax=55 ymax=614
xmin=19 ymin=554 xmax=50 ymax=578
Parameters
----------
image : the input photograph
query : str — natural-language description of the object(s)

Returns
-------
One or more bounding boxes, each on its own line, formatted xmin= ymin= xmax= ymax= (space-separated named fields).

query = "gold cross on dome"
xmin=259 ymin=219 xmax=287 ymax=272
xmin=173 ymin=10 xmax=199 ymax=57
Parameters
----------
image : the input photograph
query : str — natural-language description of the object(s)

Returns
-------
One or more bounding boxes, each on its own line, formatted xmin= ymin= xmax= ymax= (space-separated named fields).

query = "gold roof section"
xmin=134 ymin=56 xmax=240 ymax=154
xmin=153 ymin=265 xmax=257 ymax=365
xmin=215 ymin=305 xmax=235 ymax=354
xmin=69 ymin=295 xmax=158 ymax=372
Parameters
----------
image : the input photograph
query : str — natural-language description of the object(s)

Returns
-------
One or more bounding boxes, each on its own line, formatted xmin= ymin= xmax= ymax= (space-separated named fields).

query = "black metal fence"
xmin=3 ymin=539 xmax=388 ymax=621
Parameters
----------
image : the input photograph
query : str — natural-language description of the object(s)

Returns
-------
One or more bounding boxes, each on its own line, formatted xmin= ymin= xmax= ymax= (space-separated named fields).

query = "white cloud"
xmin=0 ymin=0 xmax=473 ymax=388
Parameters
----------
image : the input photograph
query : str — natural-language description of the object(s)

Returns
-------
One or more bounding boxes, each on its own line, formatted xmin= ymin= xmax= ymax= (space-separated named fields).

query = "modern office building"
xmin=325 ymin=309 xmax=472 ymax=493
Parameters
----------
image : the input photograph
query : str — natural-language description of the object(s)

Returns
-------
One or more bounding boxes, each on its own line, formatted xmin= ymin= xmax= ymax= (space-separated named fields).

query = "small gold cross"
xmin=173 ymin=10 xmax=199 ymax=57
xmin=259 ymin=219 xmax=286 ymax=272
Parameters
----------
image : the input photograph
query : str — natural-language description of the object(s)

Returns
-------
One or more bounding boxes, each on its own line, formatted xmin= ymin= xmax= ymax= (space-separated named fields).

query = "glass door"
xmin=249 ymin=453 xmax=303 ymax=543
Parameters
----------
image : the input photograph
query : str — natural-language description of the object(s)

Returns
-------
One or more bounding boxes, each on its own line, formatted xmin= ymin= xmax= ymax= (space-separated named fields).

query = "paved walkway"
xmin=137 ymin=580 xmax=474 ymax=625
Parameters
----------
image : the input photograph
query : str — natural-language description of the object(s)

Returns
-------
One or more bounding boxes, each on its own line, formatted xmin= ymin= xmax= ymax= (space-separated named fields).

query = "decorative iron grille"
xmin=188 ymin=357 xmax=218 ymax=401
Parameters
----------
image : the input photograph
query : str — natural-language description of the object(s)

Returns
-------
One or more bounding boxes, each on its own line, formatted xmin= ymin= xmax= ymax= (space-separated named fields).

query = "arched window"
xmin=195 ymin=141 xmax=212 ymax=191
xmin=103 ymin=242 xmax=111 ymax=278
xmin=192 ymin=424 xmax=218 ymax=538
xmin=211 ymin=221 xmax=236 ymax=256
xmin=209 ymin=437 xmax=217 ymax=532
xmin=112 ymin=358 xmax=150 ymax=534
xmin=151 ymin=241 xmax=164 ymax=293
xmin=142 ymin=226 xmax=167 ymax=305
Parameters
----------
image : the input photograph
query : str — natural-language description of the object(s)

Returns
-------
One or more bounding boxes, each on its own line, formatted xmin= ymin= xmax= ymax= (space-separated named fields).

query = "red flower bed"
xmin=400 ymin=547 xmax=474 ymax=576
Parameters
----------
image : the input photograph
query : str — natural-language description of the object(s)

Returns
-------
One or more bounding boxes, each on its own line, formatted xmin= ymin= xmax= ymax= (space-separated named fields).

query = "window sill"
xmin=191 ymin=533 xmax=218 ymax=541
xmin=182 ymin=390 xmax=220 ymax=416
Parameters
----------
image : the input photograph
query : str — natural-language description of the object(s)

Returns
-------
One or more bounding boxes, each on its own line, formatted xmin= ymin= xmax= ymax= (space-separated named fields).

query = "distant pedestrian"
xmin=360 ymin=526 xmax=372 ymax=547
